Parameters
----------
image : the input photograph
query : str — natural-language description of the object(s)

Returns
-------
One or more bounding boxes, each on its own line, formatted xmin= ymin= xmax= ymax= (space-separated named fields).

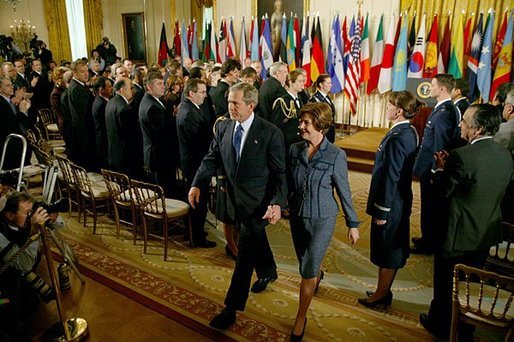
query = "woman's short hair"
xmin=299 ymin=102 xmax=333 ymax=133
xmin=285 ymin=69 xmax=304 ymax=87
xmin=387 ymin=91 xmax=424 ymax=119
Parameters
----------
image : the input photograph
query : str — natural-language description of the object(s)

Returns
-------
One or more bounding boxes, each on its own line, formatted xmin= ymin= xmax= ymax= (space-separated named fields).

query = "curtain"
xmin=401 ymin=0 xmax=514 ymax=40
xmin=191 ymin=0 xmax=204 ymax=34
xmin=83 ymin=0 xmax=103 ymax=56
xmin=43 ymin=0 xmax=72 ymax=63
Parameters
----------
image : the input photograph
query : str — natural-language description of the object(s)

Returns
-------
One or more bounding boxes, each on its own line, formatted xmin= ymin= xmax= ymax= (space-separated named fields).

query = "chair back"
xmin=487 ymin=222 xmax=514 ymax=276
xmin=451 ymin=264 xmax=514 ymax=341
xmin=69 ymin=162 xmax=93 ymax=198
xmin=56 ymin=155 xmax=76 ymax=186
xmin=130 ymin=179 xmax=164 ymax=218
xmin=39 ymin=108 xmax=55 ymax=125
xmin=101 ymin=169 xmax=131 ymax=204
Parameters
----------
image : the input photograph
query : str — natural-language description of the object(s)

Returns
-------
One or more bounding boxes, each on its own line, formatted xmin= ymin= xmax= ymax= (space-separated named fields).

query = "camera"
xmin=25 ymin=271 xmax=55 ymax=303
xmin=32 ymin=198 xmax=69 ymax=215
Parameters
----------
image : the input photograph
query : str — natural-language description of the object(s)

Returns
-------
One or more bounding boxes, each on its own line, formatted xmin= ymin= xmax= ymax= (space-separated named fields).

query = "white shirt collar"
xmin=471 ymin=136 xmax=493 ymax=144
xmin=119 ymin=93 xmax=130 ymax=104
xmin=73 ymin=77 xmax=85 ymax=86
xmin=235 ymin=112 xmax=255 ymax=133
xmin=434 ymin=98 xmax=452 ymax=109
xmin=151 ymin=95 xmax=165 ymax=108
xmin=390 ymin=120 xmax=410 ymax=130
xmin=287 ymin=90 xmax=298 ymax=100
xmin=453 ymin=97 xmax=466 ymax=105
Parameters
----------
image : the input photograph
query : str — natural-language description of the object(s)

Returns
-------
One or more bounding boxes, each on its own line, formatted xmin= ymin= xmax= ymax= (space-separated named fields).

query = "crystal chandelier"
xmin=10 ymin=20 xmax=36 ymax=54
xmin=4 ymin=0 xmax=21 ymax=11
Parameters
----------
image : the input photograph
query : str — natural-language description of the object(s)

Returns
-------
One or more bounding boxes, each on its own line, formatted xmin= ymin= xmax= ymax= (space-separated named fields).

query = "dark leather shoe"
xmin=410 ymin=245 xmax=434 ymax=255
xmin=194 ymin=239 xmax=217 ymax=248
xmin=209 ymin=307 xmax=236 ymax=330
xmin=251 ymin=274 xmax=278 ymax=293
xmin=419 ymin=313 xmax=448 ymax=339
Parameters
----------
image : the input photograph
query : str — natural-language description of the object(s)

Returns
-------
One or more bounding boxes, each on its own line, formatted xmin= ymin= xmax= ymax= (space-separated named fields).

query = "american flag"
xmin=344 ymin=16 xmax=362 ymax=115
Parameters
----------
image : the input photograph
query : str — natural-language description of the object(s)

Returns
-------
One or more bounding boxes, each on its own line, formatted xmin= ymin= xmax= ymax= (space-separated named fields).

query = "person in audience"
xmin=13 ymin=58 xmax=30 ymax=91
xmin=411 ymin=74 xmax=459 ymax=254
xmin=358 ymin=91 xmax=421 ymax=309
xmin=96 ymin=37 xmax=117 ymax=65
xmin=105 ymin=77 xmax=137 ymax=175
xmin=122 ymin=58 xmax=134 ymax=78
xmin=0 ymin=191 xmax=50 ymax=341
xmin=494 ymin=89 xmax=514 ymax=223
xmin=210 ymin=58 xmax=241 ymax=117
xmin=34 ymin=40 xmax=53 ymax=68
xmin=309 ymin=74 xmax=336 ymax=143
xmin=258 ymin=61 xmax=287 ymax=121
xmin=50 ymin=66 xmax=70 ymax=136
xmin=287 ymin=102 xmax=359 ymax=341
xmin=176 ymin=79 xmax=216 ymax=248
xmin=59 ymin=70 xmax=74 ymax=155
xmin=0 ymin=76 xmax=30 ymax=170
xmin=208 ymin=66 xmax=222 ymax=88
xmin=139 ymin=71 xmax=178 ymax=196
xmin=450 ymin=78 xmax=470 ymax=120
xmin=114 ymin=65 xmax=129 ymax=82
xmin=91 ymin=77 xmax=113 ymax=169
xmin=66 ymin=59 xmax=95 ymax=170
xmin=89 ymin=60 xmax=102 ymax=79
xmin=491 ymin=82 xmax=514 ymax=115
xmin=188 ymin=82 xmax=287 ymax=331
xmin=271 ymin=69 xmax=306 ymax=152
xmin=163 ymin=75 xmax=184 ymax=115
xmin=89 ymin=49 xmax=105 ymax=72
xmin=420 ymin=104 xmax=514 ymax=340
xmin=297 ymin=68 xmax=310 ymax=105
xmin=240 ymin=67 xmax=258 ymax=86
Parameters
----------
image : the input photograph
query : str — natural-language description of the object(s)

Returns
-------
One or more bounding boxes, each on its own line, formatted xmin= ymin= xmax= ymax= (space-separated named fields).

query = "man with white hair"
xmin=258 ymin=61 xmax=287 ymax=121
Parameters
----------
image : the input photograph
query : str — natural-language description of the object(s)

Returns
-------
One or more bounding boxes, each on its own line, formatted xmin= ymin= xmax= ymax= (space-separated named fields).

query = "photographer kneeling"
xmin=0 ymin=191 xmax=52 ymax=340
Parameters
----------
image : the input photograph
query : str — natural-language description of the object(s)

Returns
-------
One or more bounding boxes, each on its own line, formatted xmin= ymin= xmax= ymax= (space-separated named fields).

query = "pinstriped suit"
xmin=288 ymin=138 xmax=359 ymax=278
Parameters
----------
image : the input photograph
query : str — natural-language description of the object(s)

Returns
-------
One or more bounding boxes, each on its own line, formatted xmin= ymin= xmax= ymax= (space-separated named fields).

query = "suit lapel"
xmin=236 ymin=116 xmax=262 ymax=176
xmin=222 ymin=120 xmax=237 ymax=176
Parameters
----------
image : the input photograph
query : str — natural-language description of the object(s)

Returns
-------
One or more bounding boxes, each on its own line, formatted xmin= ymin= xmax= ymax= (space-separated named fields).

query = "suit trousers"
xmin=185 ymin=178 xmax=208 ymax=243
xmin=419 ymin=179 xmax=437 ymax=247
xmin=428 ymin=249 xmax=488 ymax=335
xmin=224 ymin=219 xmax=277 ymax=311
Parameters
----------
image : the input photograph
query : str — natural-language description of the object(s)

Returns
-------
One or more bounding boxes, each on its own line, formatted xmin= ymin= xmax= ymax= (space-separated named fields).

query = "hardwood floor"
xmin=26 ymin=261 xmax=210 ymax=341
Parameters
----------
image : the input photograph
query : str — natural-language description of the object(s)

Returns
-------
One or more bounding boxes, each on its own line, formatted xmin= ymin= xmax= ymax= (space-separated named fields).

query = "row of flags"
xmin=157 ymin=10 xmax=514 ymax=114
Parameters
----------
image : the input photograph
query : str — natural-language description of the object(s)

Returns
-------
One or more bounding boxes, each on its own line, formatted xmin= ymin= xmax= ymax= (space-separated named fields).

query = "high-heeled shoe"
xmin=290 ymin=317 xmax=307 ymax=342
xmin=366 ymin=289 xmax=392 ymax=297
xmin=358 ymin=291 xmax=393 ymax=309
xmin=225 ymin=245 xmax=237 ymax=261
xmin=314 ymin=270 xmax=324 ymax=293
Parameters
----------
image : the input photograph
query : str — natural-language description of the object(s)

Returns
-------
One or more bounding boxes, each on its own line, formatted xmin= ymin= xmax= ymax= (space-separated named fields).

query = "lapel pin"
xmin=254 ymin=140 xmax=258 ymax=144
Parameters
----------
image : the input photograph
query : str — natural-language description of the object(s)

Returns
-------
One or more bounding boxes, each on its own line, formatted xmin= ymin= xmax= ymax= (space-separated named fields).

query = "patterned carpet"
xmin=56 ymin=171 xmax=435 ymax=341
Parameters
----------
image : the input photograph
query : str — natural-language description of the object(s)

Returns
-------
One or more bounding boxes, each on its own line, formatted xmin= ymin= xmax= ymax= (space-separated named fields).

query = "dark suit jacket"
xmin=413 ymin=99 xmax=460 ymax=180
xmin=433 ymin=138 xmax=513 ymax=255
xmin=105 ymin=94 xmax=134 ymax=172
xmin=258 ymin=76 xmax=287 ymax=121
xmin=139 ymin=93 xmax=175 ymax=173
xmin=60 ymin=88 xmax=72 ymax=152
xmin=209 ymin=80 xmax=230 ymax=118
xmin=0 ymin=96 xmax=25 ymax=170
xmin=13 ymin=73 xmax=30 ymax=91
xmin=29 ymin=70 xmax=52 ymax=110
xmin=176 ymin=98 xmax=214 ymax=180
xmin=192 ymin=114 xmax=287 ymax=222
xmin=271 ymin=93 xmax=302 ymax=149
xmin=366 ymin=122 xmax=419 ymax=221
xmin=309 ymin=91 xmax=336 ymax=143
xmin=92 ymin=96 xmax=108 ymax=166
xmin=67 ymin=79 xmax=95 ymax=168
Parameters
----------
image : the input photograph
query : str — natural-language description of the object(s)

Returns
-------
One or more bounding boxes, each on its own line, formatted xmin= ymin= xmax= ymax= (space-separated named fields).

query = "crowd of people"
xmin=1 ymin=35 xmax=514 ymax=341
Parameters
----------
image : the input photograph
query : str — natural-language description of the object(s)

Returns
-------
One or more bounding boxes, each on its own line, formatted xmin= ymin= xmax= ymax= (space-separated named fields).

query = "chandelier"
xmin=4 ymin=0 xmax=21 ymax=11
xmin=10 ymin=20 xmax=36 ymax=54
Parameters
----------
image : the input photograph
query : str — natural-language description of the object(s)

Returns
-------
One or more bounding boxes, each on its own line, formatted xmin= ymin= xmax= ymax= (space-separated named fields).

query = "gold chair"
xmin=487 ymin=222 xmax=514 ymax=277
xmin=101 ymin=169 xmax=139 ymax=242
xmin=56 ymin=155 xmax=80 ymax=218
xmin=68 ymin=162 xmax=110 ymax=234
xmin=38 ymin=108 xmax=62 ymax=141
xmin=450 ymin=264 xmax=514 ymax=341
xmin=130 ymin=179 xmax=191 ymax=261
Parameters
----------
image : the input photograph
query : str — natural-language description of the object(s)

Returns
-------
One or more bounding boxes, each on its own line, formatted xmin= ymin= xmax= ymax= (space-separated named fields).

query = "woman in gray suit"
xmin=288 ymin=102 xmax=360 ymax=341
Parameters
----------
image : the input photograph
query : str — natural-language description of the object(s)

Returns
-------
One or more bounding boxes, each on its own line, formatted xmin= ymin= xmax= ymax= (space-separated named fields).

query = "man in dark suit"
xmin=29 ymin=59 xmax=52 ymax=112
xmin=91 ymin=77 xmax=113 ymax=170
xmin=258 ymin=61 xmax=288 ymax=121
xmin=139 ymin=71 xmax=178 ymax=196
xmin=188 ymin=82 xmax=287 ymax=330
xmin=0 ymin=76 xmax=30 ymax=171
xmin=105 ymin=77 xmax=136 ymax=175
xmin=13 ymin=59 xmax=30 ymax=91
xmin=60 ymin=70 xmax=74 ymax=159
xmin=67 ymin=59 xmax=95 ymax=170
xmin=209 ymin=58 xmax=241 ymax=118
xmin=176 ymin=79 xmax=216 ymax=248
xmin=412 ymin=74 xmax=460 ymax=254
xmin=420 ymin=104 xmax=514 ymax=339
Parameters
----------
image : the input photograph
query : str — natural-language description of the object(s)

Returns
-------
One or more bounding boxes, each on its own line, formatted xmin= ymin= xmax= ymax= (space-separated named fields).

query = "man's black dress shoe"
xmin=209 ymin=307 xmax=236 ymax=330
xmin=194 ymin=239 xmax=217 ymax=248
xmin=251 ymin=274 xmax=278 ymax=293
xmin=419 ymin=313 xmax=448 ymax=339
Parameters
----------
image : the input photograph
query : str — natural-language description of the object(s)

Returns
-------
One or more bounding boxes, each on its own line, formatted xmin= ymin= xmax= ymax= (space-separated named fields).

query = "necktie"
xmin=233 ymin=124 xmax=243 ymax=163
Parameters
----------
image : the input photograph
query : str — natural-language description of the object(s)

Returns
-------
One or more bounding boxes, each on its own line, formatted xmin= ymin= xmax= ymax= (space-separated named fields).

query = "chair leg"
xmin=142 ymin=216 xmax=148 ymax=254
xmin=92 ymin=199 xmax=97 ymax=235
xmin=187 ymin=213 xmax=194 ymax=248
xmin=131 ymin=205 xmax=137 ymax=245
xmin=449 ymin=302 xmax=459 ymax=342
xmin=163 ymin=219 xmax=168 ymax=261
xmin=113 ymin=202 xmax=121 ymax=237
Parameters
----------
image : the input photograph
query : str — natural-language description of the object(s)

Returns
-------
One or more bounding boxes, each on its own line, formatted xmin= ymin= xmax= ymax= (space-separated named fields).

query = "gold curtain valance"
xmin=43 ymin=0 xmax=72 ymax=63
xmin=196 ymin=0 xmax=213 ymax=8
